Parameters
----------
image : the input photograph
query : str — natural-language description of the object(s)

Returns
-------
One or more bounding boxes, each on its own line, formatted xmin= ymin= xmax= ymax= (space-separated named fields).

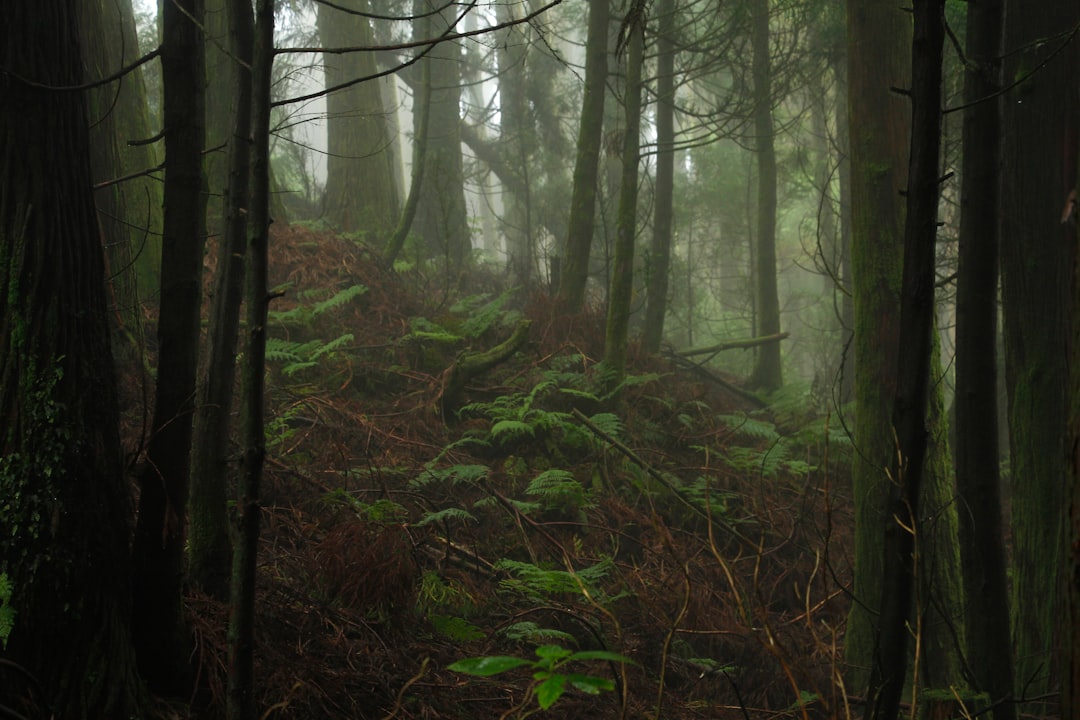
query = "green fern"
xmin=411 ymin=463 xmax=490 ymax=489
xmin=430 ymin=614 xmax=485 ymax=641
xmin=501 ymin=621 xmax=577 ymax=645
xmin=526 ymin=469 xmax=590 ymax=512
xmin=495 ymin=557 xmax=613 ymax=601
xmin=415 ymin=506 xmax=478 ymax=527
xmin=716 ymin=413 xmax=780 ymax=442
xmin=269 ymin=283 xmax=367 ymax=325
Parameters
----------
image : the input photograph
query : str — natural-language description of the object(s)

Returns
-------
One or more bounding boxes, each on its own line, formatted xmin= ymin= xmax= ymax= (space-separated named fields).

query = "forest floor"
xmin=125 ymin=224 xmax=857 ymax=720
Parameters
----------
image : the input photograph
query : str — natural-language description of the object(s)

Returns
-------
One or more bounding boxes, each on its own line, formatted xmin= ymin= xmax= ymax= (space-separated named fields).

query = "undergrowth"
xmin=151 ymin=225 xmax=855 ymax=720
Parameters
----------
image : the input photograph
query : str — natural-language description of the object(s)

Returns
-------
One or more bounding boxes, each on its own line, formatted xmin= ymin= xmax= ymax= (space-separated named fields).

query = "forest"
xmin=1 ymin=0 xmax=1079 ymax=719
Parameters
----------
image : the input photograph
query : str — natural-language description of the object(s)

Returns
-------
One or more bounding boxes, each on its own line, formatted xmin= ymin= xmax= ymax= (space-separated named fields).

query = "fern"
xmin=430 ymin=614 xmax=485 ymax=641
xmin=526 ymin=469 xmax=590 ymax=511
xmin=495 ymin=557 xmax=613 ymax=600
xmin=269 ymin=283 xmax=367 ymax=325
xmin=454 ymin=288 xmax=520 ymax=339
xmin=716 ymin=413 xmax=780 ymax=442
xmin=500 ymin=621 xmax=577 ymax=645
xmin=490 ymin=419 xmax=535 ymax=442
xmin=415 ymin=506 xmax=478 ymax=527
xmin=312 ymin=284 xmax=367 ymax=316
xmin=411 ymin=463 xmax=490 ymax=489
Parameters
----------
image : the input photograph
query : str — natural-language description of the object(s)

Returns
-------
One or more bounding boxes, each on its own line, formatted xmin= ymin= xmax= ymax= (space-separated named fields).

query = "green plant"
xmin=0 ymin=572 xmax=15 ymax=648
xmin=449 ymin=643 xmax=633 ymax=713
xmin=265 ymin=333 xmax=355 ymax=376
xmin=268 ymin=283 xmax=367 ymax=326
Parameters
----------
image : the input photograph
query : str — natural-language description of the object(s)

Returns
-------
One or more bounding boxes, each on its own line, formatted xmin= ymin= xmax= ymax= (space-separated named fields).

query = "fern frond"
xmin=490 ymin=419 xmax=535 ymax=442
xmin=500 ymin=621 xmax=577 ymax=645
xmin=310 ymin=332 xmax=354 ymax=360
xmin=415 ymin=507 xmax=477 ymax=527
xmin=716 ymin=413 xmax=780 ymax=442
xmin=312 ymin=283 xmax=367 ymax=316
xmin=586 ymin=413 xmax=624 ymax=441
xmin=412 ymin=463 xmax=490 ymax=488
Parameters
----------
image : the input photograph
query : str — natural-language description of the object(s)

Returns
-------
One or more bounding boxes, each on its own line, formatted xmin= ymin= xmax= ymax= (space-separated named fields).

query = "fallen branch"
xmin=438 ymin=319 xmax=532 ymax=418
xmin=676 ymin=332 xmax=789 ymax=357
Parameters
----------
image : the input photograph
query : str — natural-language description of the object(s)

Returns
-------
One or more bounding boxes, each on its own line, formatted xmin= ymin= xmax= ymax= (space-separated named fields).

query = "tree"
xmin=317 ymin=0 xmax=401 ymax=237
xmin=1000 ymin=1 xmax=1080 ymax=704
xmin=602 ymin=12 xmax=644 ymax=385
xmin=643 ymin=0 xmax=675 ymax=354
xmin=747 ymin=0 xmax=782 ymax=391
xmin=413 ymin=0 xmax=470 ymax=270
xmin=844 ymin=0 xmax=964 ymax=698
xmin=556 ymin=0 xmax=610 ymax=312
xmin=131 ymin=0 xmax=206 ymax=694
xmin=954 ymin=0 xmax=1015 ymax=716
xmin=866 ymin=2 xmax=945 ymax=716
xmin=0 ymin=2 xmax=149 ymax=716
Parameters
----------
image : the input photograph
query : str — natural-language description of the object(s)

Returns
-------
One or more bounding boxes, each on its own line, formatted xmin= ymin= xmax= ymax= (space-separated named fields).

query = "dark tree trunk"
xmin=131 ymin=0 xmax=206 ymax=694
xmin=748 ymin=0 xmax=782 ymax=391
xmin=556 ymin=0 xmax=609 ymax=313
xmin=954 ymin=0 xmax=1015 ymax=716
xmin=0 ymin=2 xmax=149 ymax=716
xmin=602 ymin=15 xmax=643 ymax=386
xmin=227 ymin=1 xmax=273 ymax=717
xmin=867 ymin=3 xmax=945 ymax=718
xmin=643 ymin=0 xmax=675 ymax=354
xmin=1000 ymin=1 xmax=1080 ymax=706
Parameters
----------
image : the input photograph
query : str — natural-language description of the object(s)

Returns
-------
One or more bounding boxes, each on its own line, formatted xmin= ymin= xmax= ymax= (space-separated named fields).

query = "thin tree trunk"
xmin=556 ymin=0 xmax=609 ymax=313
xmin=382 ymin=52 xmax=430 ymax=269
xmin=955 ymin=0 xmax=1015 ymax=716
xmin=131 ymin=0 xmax=205 ymax=694
xmin=748 ymin=0 xmax=782 ymax=391
xmin=868 ymin=3 xmax=944 ymax=717
xmin=643 ymin=0 xmax=675 ymax=354
xmin=227 ymin=0 xmax=273 ymax=717
xmin=602 ymin=16 xmax=643 ymax=386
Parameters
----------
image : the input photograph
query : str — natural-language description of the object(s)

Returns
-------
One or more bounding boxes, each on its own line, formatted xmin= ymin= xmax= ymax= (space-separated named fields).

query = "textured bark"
xmin=866 ymin=5 xmax=945 ymax=715
xmin=189 ymin=0 xmax=256 ymax=599
xmin=844 ymin=0 xmax=912 ymax=693
xmin=0 ymin=2 xmax=148 ymax=716
xmin=748 ymin=0 xmax=782 ymax=392
xmin=131 ymin=0 xmax=205 ymax=694
xmin=602 ymin=17 xmax=643 ymax=386
xmin=227 ymin=2 xmax=273 ymax=717
xmin=317 ymin=0 xmax=401 ymax=238
xmin=414 ymin=0 xmax=470 ymax=270
xmin=1068 ymin=150 xmax=1080 ymax=720
xmin=1000 ymin=2 xmax=1079 ymax=707
xmin=643 ymin=0 xmax=675 ymax=354
xmin=81 ymin=0 xmax=164 ymax=315
xmin=556 ymin=0 xmax=609 ymax=312
xmin=955 ymin=0 xmax=1015 ymax=716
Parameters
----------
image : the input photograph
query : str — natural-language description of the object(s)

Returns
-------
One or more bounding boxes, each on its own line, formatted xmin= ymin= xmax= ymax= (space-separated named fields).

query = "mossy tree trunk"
xmin=643 ymin=0 xmax=675 ymax=355
xmin=556 ymin=0 xmax=609 ymax=313
xmin=748 ymin=0 xmax=782 ymax=392
xmin=131 ymin=0 xmax=206 ymax=694
xmin=1000 ymin=1 xmax=1080 ymax=706
xmin=80 ymin=0 xmax=164 ymax=318
xmin=317 ymin=0 xmax=401 ymax=239
xmin=845 ymin=0 xmax=911 ymax=691
xmin=602 ymin=15 xmax=643 ymax=386
xmin=0 ymin=2 xmax=150 ymax=715
xmin=414 ymin=0 xmax=470 ymax=272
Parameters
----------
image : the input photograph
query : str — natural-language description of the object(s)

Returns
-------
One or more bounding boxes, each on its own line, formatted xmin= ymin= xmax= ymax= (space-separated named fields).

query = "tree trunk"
xmin=643 ymin=0 xmax=675 ymax=354
xmin=748 ymin=0 xmax=782 ymax=392
xmin=0 ymin=3 xmax=149 ymax=716
xmin=556 ymin=0 xmax=609 ymax=313
xmin=131 ymin=0 xmax=206 ymax=694
xmin=227 ymin=0 xmax=273 ymax=716
xmin=1000 ymin=1 xmax=1080 ymax=707
xmin=414 ymin=0 xmax=470 ymax=272
xmin=867 ymin=5 xmax=944 ymax=717
xmin=317 ymin=0 xmax=401 ymax=238
xmin=844 ymin=0 xmax=911 ymax=694
xmin=602 ymin=16 xmax=643 ymax=386
xmin=954 ymin=0 xmax=1015 ymax=716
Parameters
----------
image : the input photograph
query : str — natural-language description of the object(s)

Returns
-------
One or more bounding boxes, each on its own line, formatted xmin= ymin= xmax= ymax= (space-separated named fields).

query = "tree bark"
xmin=954 ymin=0 xmax=1015 ymax=716
xmin=556 ymin=0 xmax=609 ymax=313
xmin=317 ymin=0 xmax=401 ymax=238
xmin=866 ymin=5 xmax=945 ymax=717
xmin=227 ymin=1 xmax=273 ymax=717
xmin=748 ymin=0 xmax=782 ymax=392
xmin=602 ymin=15 xmax=644 ymax=387
xmin=0 ymin=2 xmax=149 ymax=715
xmin=131 ymin=0 xmax=206 ymax=694
xmin=1000 ymin=1 xmax=1080 ymax=705
xmin=643 ymin=0 xmax=675 ymax=354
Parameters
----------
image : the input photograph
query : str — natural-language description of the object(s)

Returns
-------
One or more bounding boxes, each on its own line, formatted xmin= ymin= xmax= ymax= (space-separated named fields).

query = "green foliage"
xmin=430 ymin=613 xmax=485 ymax=642
xmin=414 ymin=506 xmax=477 ymax=527
xmin=0 ymin=572 xmax=14 ymax=648
xmin=495 ymin=558 xmax=613 ymax=603
xmin=449 ymin=643 xmax=633 ymax=712
xmin=500 ymin=621 xmax=577 ymax=645
xmin=265 ymin=333 xmax=355 ymax=376
xmin=0 ymin=361 xmax=72 ymax=594
xmin=525 ymin=469 xmax=591 ymax=514
xmin=321 ymin=489 xmax=408 ymax=524
xmin=269 ymin=283 xmax=367 ymax=326
xmin=410 ymin=463 xmax=490 ymax=489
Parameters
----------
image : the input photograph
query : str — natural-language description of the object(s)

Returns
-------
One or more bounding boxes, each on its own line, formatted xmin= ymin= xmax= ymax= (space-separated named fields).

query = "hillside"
xmin=157 ymin=225 xmax=855 ymax=719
